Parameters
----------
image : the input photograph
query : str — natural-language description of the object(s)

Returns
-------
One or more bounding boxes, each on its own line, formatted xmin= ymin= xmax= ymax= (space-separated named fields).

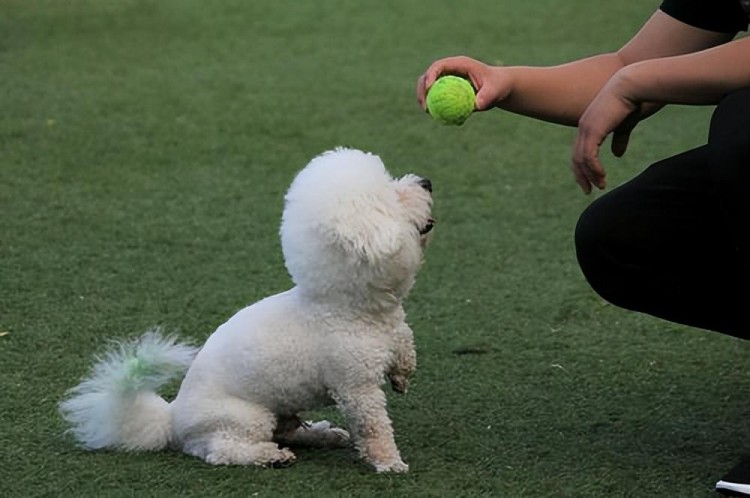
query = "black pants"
xmin=575 ymin=88 xmax=750 ymax=339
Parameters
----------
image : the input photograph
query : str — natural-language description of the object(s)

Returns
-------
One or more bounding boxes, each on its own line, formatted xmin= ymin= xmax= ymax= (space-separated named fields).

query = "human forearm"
xmin=615 ymin=36 xmax=750 ymax=106
xmin=499 ymin=53 xmax=627 ymax=126
xmin=416 ymin=53 xmax=626 ymax=126
xmin=493 ymin=10 xmax=733 ymax=126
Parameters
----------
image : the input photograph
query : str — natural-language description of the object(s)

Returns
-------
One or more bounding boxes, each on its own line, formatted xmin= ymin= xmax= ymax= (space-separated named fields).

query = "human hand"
xmin=416 ymin=56 xmax=511 ymax=111
xmin=572 ymin=73 xmax=639 ymax=194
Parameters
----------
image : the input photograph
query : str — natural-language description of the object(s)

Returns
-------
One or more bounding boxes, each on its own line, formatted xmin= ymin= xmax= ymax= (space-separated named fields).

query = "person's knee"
xmin=709 ymin=88 xmax=750 ymax=155
xmin=708 ymin=88 xmax=750 ymax=209
xmin=574 ymin=199 xmax=622 ymax=304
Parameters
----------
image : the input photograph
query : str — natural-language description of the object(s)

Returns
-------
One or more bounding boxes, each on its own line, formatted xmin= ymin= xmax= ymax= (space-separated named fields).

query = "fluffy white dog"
xmin=60 ymin=147 xmax=435 ymax=472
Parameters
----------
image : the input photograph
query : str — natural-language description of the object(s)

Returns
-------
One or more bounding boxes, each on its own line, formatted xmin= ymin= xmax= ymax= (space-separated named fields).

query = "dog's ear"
xmin=331 ymin=211 xmax=404 ymax=262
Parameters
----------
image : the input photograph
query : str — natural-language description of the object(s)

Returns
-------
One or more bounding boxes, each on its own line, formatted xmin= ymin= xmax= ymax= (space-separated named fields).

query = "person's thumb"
xmin=611 ymin=111 xmax=640 ymax=157
xmin=474 ymin=86 xmax=494 ymax=111
xmin=611 ymin=128 xmax=631 ymax=157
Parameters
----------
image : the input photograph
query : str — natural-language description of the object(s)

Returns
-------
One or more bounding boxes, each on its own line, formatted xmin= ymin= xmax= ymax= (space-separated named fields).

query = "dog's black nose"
xmin=418 ymin=178 xmax=432 ymax=192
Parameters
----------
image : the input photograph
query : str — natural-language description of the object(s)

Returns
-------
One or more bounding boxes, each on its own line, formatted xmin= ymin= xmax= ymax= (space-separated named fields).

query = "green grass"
xmin=1 ymin=1 xmax=748 ymax=496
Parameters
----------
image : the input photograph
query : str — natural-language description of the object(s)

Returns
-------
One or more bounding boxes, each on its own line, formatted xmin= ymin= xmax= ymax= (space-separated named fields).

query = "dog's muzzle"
xmin=419 ymin=219 xmax=435 ymax=235
xmin=417 ymin=177 xmax=434 ymax=235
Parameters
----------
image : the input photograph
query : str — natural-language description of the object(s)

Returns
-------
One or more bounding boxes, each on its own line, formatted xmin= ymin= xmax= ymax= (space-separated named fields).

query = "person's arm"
xmin=416 ymin=11 xmax=733 ymax=126
xmin=496 ymin=11 xmax=734 ymax=125
xmin=614 ymin=35 xmax=750 ymax=106
xmin=573 ymin=32 xmax=750 ymax=193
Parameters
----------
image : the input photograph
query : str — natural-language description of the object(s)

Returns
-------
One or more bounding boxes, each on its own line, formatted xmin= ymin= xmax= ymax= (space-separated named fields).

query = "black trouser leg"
xmin=574 ymin=89 xmax=750 ymax=338
xmin=708 ymin=88 xmax=750 ymax=272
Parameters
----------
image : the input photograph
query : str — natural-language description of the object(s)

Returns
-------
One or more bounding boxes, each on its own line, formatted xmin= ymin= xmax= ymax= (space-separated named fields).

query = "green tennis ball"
xmin=426 ymin=75 xmax=476 ymax=125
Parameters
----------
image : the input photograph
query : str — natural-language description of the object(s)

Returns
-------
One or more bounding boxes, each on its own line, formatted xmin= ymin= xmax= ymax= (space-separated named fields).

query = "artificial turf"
xmin=2 ymin=1 xmax=748 ymax=496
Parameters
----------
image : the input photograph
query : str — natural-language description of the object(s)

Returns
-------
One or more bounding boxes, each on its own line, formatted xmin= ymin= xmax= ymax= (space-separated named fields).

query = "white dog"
xmin=60 ymin=147 xmax=435 ymax=473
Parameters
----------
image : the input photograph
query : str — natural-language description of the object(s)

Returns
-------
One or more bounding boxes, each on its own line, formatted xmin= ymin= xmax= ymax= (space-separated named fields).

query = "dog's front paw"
xmin=374 ymin=459 xmax=409 ymax=473
xmin=388 ymin=374 xmax=409 ymax=394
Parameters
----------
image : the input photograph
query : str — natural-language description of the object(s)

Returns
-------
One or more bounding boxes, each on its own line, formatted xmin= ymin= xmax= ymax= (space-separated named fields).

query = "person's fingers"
xmin=585 ymin=154 xmax=607 ymax=190
xmin=572 ymin=130 xmax=607 ymax=194
xmin=418 ymin=56 xmax=497 ymax=111
xmin=417 ymin=60 xmax=456 ymax=110
xmin=416 ymin=74 xmax=428 ymax=110
xmin=424 ymin=56 xmax=478 ymax=88
xmin=581 ymin=139 xmax=607 ymax=190
xmin=571 ymin=163 xmax=593 ymax=194
xmin=423 ymin=60 xmax=452 ymax=89
xmin=571 ymin=136 xmax=592 ymax=194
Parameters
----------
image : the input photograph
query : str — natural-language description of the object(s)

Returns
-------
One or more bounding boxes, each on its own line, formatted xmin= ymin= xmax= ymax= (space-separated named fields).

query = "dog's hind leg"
xmin=203 ymin=437 xmax=296 ymax=467
xmin=178 ymin=398 xmax=296 ymax=467
xmin=274 ymin=416 xmax=350 ymax=449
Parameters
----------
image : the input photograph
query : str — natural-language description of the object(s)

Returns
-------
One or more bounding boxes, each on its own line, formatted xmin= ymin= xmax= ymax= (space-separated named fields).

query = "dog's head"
xmin=280 ymin=147 xmax=434 ymax=310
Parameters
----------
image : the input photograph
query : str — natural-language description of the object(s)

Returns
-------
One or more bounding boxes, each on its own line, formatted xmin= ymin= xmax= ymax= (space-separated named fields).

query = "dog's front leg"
xmin=331 ymin=386 xmax=408 ymax=473
xmin=387 ymin=324 xmax=416 ymax=394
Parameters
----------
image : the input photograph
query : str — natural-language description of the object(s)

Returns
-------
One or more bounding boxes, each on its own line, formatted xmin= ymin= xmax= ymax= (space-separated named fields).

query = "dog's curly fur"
xmin=59 ymin=147 xmax=435 ymax=472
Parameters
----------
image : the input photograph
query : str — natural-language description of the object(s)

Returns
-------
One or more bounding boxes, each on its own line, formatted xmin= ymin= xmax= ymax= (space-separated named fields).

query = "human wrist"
xmin=609 ymin=64 xmax=644 ymax=105
xmin=492 ymin=65 xmax=520 ymax=108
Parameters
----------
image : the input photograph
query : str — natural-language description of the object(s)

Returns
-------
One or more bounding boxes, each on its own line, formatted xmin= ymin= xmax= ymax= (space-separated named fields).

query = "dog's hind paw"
xmin=327 ymin=426 xmax=351 ymax=447
xmin=203 ymin=441 xmax=296 ymax=467
xmin=268 ymin=448 xmax=297 ymax=468
xmin=302 ymin=420 xmax=351 ymax=448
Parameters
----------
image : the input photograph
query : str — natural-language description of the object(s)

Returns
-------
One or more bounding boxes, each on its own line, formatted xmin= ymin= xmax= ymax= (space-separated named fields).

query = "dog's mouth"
xmin=419 ymin=218 xmax=435 ymax=235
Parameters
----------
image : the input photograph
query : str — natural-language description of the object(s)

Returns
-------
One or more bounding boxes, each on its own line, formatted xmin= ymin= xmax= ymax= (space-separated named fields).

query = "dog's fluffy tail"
xmin=59 ymin=329 xmax=199 ymax=452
